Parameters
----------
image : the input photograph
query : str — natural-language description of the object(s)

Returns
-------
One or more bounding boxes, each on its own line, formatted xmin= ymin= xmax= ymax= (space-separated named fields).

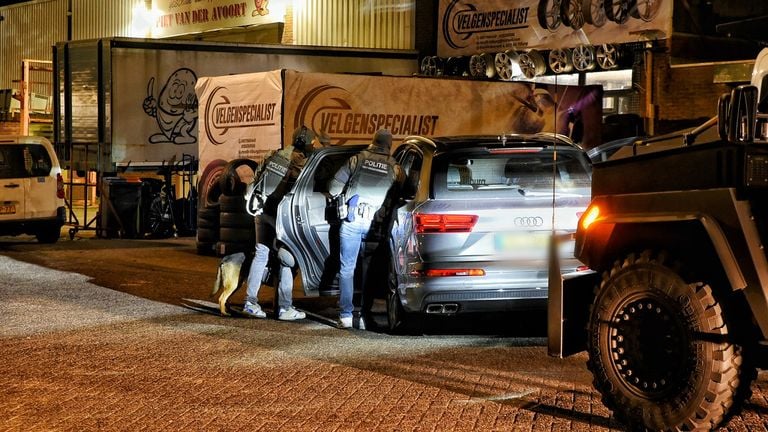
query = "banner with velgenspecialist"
xmin=196 ymin=70 xmax=283 ymax=173
xmin=283 ymin=70 xmax=603 ymax=149
xmin=438 ymin=0 xmax=673 ymax=56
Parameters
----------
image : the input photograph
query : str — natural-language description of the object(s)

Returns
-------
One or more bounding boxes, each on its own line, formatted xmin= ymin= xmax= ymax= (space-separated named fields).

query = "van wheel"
xmin=587 ymin=250 xmax=748 ymax=430
xmin=36 ymin=223 xmax=62 ymax=244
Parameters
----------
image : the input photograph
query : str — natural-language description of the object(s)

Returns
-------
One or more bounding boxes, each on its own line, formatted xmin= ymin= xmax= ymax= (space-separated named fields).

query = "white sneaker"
xmin=339 ymin=316 xmax=353 ymax=329
xmin=278 ymin=307 xmax=306 ymax=321
xmin=242 ymin=302 xmax=266 ymax=319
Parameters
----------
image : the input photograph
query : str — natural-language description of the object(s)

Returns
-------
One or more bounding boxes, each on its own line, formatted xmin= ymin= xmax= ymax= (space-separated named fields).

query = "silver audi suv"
xmin=386 ymin=135 xmax=591 ymax=330
xmin=275 ymin=134 xmax=591 ymax=330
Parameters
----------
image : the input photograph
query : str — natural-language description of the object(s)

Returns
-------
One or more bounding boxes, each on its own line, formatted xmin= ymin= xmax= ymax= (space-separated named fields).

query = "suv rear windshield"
xmin=432 ymin=148 xmax=590 ymax=199
xmin=0 ymin=144 xmax=53 ymax=179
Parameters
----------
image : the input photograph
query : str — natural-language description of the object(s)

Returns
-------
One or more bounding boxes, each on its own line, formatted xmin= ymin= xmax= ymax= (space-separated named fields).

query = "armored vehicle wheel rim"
xmin=561 ymin=0 xmax=585 ymax=29
xmin=538 ymin=0 xmax=563 ymax=31
xmin=572 ymin=44 xmax=596 ymax=71
xmin=583 ymin=0 xmax=606 ymax=26
xmin=596 ymin=44 xmax=619 ymax=69
xmin=608 ymin=293 xmax=689 ymax=398
xmin=631 ymin=0 xmax=661 ymax=21
xmin=548 ymin=48 xmax=574 ymax=74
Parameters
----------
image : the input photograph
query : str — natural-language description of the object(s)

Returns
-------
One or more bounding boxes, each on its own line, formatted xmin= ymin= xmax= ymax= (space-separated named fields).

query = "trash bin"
xmin=99 ymin=177 xmax=145 ymax=238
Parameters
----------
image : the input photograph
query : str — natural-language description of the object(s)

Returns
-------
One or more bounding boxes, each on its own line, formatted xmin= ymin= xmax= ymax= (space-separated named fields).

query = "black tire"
xmin=198 ymin=159 xmax=227 ymax=209
xmin=219 ymin=194 xmax=246 ymax=213
xmin=219 ymin=212 xmax=254 ymax=228
xmin=36 ymin=223 xmax=62 ymax=244
xmin=386 ymin=260 xmax=410 ymax=333
xmin=587 ymin=250 xmax=750 ymax=430
xmin=197 ymin=206 xmax=220 ymax=226
xmin=219 ymin=158 xmax=259 ymax=197
xmin=219 ymin=227 xmax=254 ymax=244
xmin=196 ymin=241 xmax=215 ymax=256
xmin=196 ymin=227 xmax=219 ymax=244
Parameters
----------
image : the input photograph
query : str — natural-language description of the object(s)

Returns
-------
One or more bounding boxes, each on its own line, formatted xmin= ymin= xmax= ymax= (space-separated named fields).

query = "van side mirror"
xmin=727 ymin=85 xmax=757 ymax=143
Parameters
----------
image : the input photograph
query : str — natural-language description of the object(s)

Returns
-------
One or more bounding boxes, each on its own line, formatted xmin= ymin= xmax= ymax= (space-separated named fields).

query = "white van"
xmin=0 ymin=136 xmax=65 ymax=243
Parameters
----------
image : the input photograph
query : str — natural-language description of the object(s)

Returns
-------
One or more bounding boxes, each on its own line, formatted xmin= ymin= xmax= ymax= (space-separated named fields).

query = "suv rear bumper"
xmin=400 ymin=258 xmax=582 ymax=314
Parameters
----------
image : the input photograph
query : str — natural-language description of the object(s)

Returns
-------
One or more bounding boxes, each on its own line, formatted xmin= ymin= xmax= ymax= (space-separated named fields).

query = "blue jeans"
xmin=338 ymin=217 xmax=372 ymax=318
xmin=246 ymin=243 xmax=293 ymax=311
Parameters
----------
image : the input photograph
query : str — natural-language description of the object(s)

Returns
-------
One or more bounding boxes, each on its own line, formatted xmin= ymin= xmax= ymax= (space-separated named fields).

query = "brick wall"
xmin=654 ymin=53 xmax=732 ymax=122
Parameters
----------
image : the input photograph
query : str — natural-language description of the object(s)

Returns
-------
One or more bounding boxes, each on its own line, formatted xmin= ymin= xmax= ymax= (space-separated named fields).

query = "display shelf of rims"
xmin=422 ymin=0 xmax=663 ymax=80
xmin=420 ymin=43 xmax=628 ymax=81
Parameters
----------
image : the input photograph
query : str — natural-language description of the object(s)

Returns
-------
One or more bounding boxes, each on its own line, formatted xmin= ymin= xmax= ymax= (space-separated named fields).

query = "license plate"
xmin=495 ymin=232 xmax=547 ymax=252
xmin=0 ymin=204 xmax=16 ymax=215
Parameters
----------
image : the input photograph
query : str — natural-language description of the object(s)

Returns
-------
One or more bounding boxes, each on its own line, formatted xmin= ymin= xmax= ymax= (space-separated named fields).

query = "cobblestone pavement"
xmin=1 ymin=237 xmax=767 ymax=431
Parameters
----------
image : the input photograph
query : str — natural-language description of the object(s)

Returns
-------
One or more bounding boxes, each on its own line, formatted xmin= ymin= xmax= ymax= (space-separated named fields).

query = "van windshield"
xmin=0 ymin=144 xmax=53 ymax=179
xmin=432 ymin=148 xmax=591 ymax=199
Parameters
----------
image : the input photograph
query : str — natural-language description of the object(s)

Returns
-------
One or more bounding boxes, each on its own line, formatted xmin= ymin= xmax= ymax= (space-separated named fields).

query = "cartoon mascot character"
xmin=143 ymin=68 xmax=198 ymax=145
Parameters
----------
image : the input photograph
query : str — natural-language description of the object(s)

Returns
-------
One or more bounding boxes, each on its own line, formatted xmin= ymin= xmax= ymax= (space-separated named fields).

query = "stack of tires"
xmin=196 ymin=158 xmax=258 ymax=256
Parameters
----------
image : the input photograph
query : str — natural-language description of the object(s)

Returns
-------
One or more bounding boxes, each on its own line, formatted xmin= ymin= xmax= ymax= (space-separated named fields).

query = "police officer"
xmin=329 ymin=129 xmax=403 ymax=329
xmin=242 ymin=125 xmax=315 ymax=320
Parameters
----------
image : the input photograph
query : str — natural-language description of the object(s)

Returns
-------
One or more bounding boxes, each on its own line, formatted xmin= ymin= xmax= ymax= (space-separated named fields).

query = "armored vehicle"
xmin=549 ymin=49 xmax=768 ymax=430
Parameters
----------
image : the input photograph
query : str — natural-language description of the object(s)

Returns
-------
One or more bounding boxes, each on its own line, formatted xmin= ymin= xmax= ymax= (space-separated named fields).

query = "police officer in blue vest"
xmin=329 ymin=129 xmax=403 ymax=329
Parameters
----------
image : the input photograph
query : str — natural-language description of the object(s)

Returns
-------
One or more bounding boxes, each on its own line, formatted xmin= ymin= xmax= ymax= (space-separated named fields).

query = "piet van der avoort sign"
xmin=152 ymin=0 xmax=281 ymax=38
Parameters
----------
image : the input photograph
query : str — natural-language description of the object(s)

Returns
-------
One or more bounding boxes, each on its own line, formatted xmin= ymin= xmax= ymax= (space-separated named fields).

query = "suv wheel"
xmin=386 ymin=260 xmax=411 ymax=333
xmin=587 ymin=250 xmax=748 ymax=430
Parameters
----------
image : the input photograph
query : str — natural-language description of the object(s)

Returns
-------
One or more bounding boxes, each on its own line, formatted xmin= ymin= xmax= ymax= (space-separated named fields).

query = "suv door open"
xmin=276 ymin=145 xmax=366 ymax=295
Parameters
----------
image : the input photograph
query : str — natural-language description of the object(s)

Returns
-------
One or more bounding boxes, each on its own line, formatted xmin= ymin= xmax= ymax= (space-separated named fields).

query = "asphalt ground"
xmin=1 ymin=235 xmax=768 ymax=431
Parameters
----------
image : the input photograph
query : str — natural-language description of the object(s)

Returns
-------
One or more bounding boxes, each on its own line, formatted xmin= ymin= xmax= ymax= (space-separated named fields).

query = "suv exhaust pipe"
xmin=425 ymin=303 xmax=459 ymax=314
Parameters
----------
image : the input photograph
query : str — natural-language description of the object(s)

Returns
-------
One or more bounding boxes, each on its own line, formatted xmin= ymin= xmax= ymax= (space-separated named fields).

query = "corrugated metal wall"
xmin=0 ymin=0 xmax=148 ymax=91
xmin=293 ymin=0 xmax=414 ymax=49
xmin=72 ymin=0 xmax=148 ymax=40
xmin=0 ymin=0 xmax=67 ymax=92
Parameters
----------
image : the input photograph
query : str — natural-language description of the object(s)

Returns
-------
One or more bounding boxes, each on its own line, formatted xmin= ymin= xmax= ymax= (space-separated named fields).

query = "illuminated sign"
xmin=151 ymin=0 xmax=284 ymax=38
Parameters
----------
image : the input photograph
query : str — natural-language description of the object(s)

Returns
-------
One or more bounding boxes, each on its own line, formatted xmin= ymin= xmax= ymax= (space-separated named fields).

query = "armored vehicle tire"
xmin=587 ymin=251 xmax=749 ymax=431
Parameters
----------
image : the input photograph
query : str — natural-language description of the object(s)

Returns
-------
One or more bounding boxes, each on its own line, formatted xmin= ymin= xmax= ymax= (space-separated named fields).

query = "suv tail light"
xmin=425 ymin=269 xmax=485 ymax=277
xmin=56 ymin=173 xmax=65 ymax=199
xmin=415 ymin=214 xmax=478 ymax=233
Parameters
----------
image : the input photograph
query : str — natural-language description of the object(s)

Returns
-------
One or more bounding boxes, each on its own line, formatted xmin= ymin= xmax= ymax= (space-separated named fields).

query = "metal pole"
xmin=21 ymin=60 xmax=29 ymax=136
